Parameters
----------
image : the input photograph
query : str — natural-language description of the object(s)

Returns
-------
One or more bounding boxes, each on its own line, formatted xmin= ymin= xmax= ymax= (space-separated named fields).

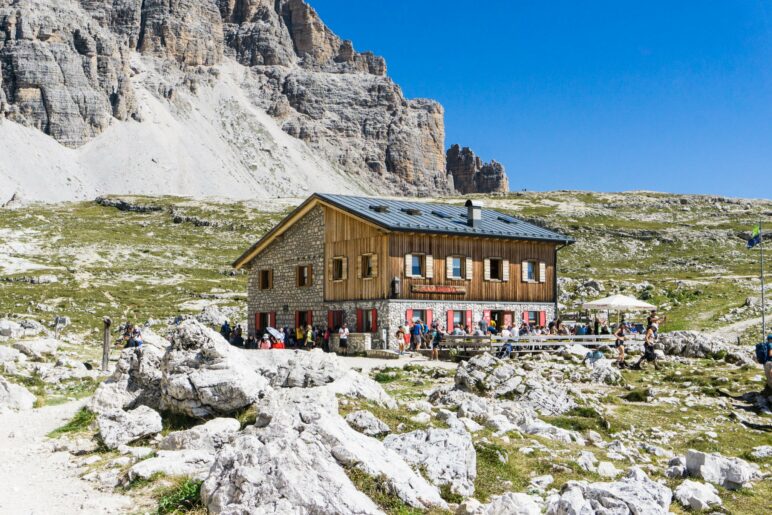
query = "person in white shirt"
xmin=338 ymin=323 xmax=349 ymax=355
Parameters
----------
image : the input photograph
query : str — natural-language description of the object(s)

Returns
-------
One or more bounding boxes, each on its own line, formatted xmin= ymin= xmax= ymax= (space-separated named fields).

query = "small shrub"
xmin=623 ymin=389 xmax=648 ymax=403
xmin=48 ymin=407 xmax=96 ymax=438
xmin=156 ymin=478 xmax=203 ymax=514
xmin=373 ymin=371 xmax=400 ymax=383
xmin=439 ymin=483 xmax=463 ymax=504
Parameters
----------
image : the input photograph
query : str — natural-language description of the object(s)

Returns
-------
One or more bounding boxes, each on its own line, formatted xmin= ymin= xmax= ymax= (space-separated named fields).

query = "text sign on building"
xmin=411 ymin=285 xmax=467 ymax=294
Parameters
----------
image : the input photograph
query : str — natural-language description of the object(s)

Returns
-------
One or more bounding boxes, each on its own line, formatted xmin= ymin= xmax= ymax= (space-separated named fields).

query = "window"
xmin=332 ymin=258 xmax=345 ymax=281
xmin=259 ymin=269 xmax=272 ymax=290
xmin=450 ymin=257 xmax=463 ymax=279
xmin=411 ymin=255 xmax=423 ymax=277
xmin=358 ymin=309 xmax=376 ymax=332
xmin=490 ymin=258 xmax=503 ymax=280
xmin=526 ymin=261 xmax=536 ymax=281
xmin=361 ymin=254 xmax=376 ymax=279
xmin=411 ymin=310 xmax=426 ymax=323
xmin=452 ymin=311 xmax=464 ymax=328
xmin=296 ymin=265 xmax=312 ymax=287
xmin=526 ymin=311 xmax=538 ymax=326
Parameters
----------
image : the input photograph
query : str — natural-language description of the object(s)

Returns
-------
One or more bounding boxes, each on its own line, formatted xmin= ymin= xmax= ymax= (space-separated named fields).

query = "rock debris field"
xmin=1 ymin=319 xmax=771 ymax=514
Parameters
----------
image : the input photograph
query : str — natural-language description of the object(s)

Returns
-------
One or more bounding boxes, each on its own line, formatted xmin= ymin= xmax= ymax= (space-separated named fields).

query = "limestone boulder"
xmin=546 ymin=468 xmax=672 ymax=515
xmin=384 ymin=427 xmax=477 ymax=496
xmin=328 ymin=369 xmax=398 ymax=409
xmin=244 ymin=348 xmax=344 ymax=388
xmin=97 ymin=406 xmax=163 ymax=449
xmin=160 ymin=320 xmax=270 ymax=417
xmin=674 ymin=480 xmax=722 ymax=511
xmin=685 ymin=449 xmax=760 ymax=490
xmin=127 ymin=450 xmax=215 ymax=482
xmin=589 ymin=359 xmax=623 ymax=385
xmin=483 ymin=492 xmax=543 ymax=515
xmin=201 ymin=387 xmax=447 ymax=514
xmin=159 ymin=418 xmax=241 ymax=452
xmin=90 ymin=329 xmax=168 ymax=413
xmin=455 ymin=353 xmax=575 ymax=415
xmin=12 ymin=338 xmax=58 ymax=359
xmin=0 ymin=345 xmax=21 ymax=364
xmin=345 ymin=410 xmax=390 ymax=437
xmin=0 ymin=376 xmax=35 ymax=411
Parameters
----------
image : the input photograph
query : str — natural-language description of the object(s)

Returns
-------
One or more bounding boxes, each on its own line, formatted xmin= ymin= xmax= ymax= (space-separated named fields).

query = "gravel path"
xmin=0 ymin=400 xmax=132 ymax=515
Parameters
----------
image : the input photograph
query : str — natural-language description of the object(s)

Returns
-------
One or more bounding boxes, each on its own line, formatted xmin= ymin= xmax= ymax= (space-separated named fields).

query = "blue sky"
xmin=311 ymin=1 xmax=772 ymax=199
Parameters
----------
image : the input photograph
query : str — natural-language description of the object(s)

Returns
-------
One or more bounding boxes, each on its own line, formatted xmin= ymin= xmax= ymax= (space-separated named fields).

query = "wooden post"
xmin=102 ymin=317 xmax=112 ymax=372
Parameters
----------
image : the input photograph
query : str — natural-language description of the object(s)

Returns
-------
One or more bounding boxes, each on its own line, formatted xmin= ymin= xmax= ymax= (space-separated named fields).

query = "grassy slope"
xmin=1 ymin=191 xmax=769 ymax=348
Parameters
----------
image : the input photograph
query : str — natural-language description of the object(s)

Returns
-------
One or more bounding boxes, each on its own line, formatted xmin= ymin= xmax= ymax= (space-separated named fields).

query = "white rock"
xmin=201 ymin=387 xmax=447 ymax=514
xmin=127 ymin=450 xmax=215 ymax=482
xmin=328 ymin=369 xmax=398 ymax=409
xmin=459 ymin=417 xmax=483 ymax=433
xmin=384 ymin=427 xmax=477 ymax=496
xmin=345 ymin=410 xmax=390 ymax=437
xmin=547 ymin=468 xmax=671 ymax=515
xmin=685 ymin=449 xmax=760 ymax=490
xmin=484 ymin=492 xmax=543 ymax=515
xmin=117 ymin=445 xmax=155 ymax=459
xmin=530 ymin=474 xmax=554 ymax=490
xmin=404 ymin=400 xmax=434 ymax=413
xmin=159 ymin=418 xmax=241 ymax=451
xmin=410 ymin=412 xmax=431 ymax=424
xmin=576 ymin=450 xmax=597 ymax=472
xmin=597 ymin=461 xmax=621 ymax=478
xmin=750 ymin=445 xmax=772 ymax=459
xmin=674 ymin=479 xmax=722 ymax=511
xmin=97 ymin=406 xmax=163 ymax=449
xmin=12 ymin=338 xmax=58 ymax=359
xmin=0 ymin=376 xmax=35 ymax=411
xmin=0 ymin=346 xmax=21 ymax=364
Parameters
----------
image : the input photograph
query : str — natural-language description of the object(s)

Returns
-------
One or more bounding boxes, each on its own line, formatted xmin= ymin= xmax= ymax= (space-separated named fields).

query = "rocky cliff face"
xmin=446 ymin=144 xmax=509 ymax=194
xmin=0 ymin=0 xmax=453 ymax=200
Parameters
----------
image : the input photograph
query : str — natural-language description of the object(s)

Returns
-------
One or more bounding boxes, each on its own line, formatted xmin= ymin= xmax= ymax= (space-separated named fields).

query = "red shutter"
xmin=327 ymin=311 xmax=334 ymax=329
xmin=465 ymin=310 xmax=473 ymax=331
xmin=405 ymin=309 xmax=414 ymax=324
xmin=503 ymin=312 xmax=513 ymax=328
xmin=522 ymin=311 xmax=529 ymax=326
xmin=371 ymin=309 xmax=378 ymax=333
xmin=255 ymin=313 xmax=262 ymax=330
xmin=483 ymin=310 xmax=491 ymax=324
xmin=307 ymin=311 xmax=313 ymax=326
xmin=425 ymin=309 xmax=433 ymax=328
xmin=447 ymin=310 xmax=454 ymax=331
xmin=269 ymin=312 xmax=276 ymax=328
xmin=356 ymin=309 xmax=363 ymax=333
xmin=295 ymin=311 xmax=300 ymax=328
xmin=539 ymin=311 xmax=546 ymax=327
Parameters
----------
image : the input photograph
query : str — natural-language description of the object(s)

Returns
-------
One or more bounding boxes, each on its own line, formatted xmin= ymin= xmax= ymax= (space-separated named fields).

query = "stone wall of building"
xmin=246 ymin=206 xmax=326 ymax=335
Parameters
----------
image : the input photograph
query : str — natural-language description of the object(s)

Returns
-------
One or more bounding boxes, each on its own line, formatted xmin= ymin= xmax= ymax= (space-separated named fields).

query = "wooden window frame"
xmin=447 ymin=255 xmax=465 ymax=280
xmin=296 ymin=264 xmax=313 ymax=288
xmin=259 ymin=269 xmax=273 ymax=290
xmin=521 ymin=259 xmax=539 ymax=283
xmin=331 ymin=257 xmax=346 ymax=282
xmin=360 ymin=253 xmax=377 ymax=280
xmin=405 ymin=253 xmax=433 ymax=279
xmin=410 ymin=254 xmax=424 ymax=278
xmin=489 ymin=257 xmax=504 ymax=281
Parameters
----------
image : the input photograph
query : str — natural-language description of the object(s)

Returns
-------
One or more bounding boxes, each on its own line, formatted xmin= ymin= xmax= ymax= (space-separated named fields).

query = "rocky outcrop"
xmin=685 ymin=450 xmax=760 ymax=490
xmin=447 ymin=144 xmax=509 ymax=194
xmin=0 ymin=375 xmax=35 ymax=411
xmin=1 ymin=0 xmax=455 ymax=197
xmin=546 ymin=468 xmax=672 ymax=515
xmin=674 ymin=480 xmax=722 ymax=511
xmin=0 ymin=0 xmax=138 ymax=147
xmin=97 ymin=405 xmax=163 ymax=449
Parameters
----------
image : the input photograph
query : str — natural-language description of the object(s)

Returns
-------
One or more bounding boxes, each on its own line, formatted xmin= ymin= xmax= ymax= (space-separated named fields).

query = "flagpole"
xmin=762 ymin=220 xmax=766 ymax=338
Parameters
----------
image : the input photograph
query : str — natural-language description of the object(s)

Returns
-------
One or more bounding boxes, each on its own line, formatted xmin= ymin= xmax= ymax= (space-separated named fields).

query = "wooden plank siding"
xmin=388 ymin=233 xmax=556 ymax=303
xmin=322 ymin=206 xmax=557 ymax=303
xmin=323 ymin=206 xmax=391 ymax=301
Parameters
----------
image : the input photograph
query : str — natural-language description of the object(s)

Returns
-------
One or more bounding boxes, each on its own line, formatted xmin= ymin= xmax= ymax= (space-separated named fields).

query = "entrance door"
xmin=328 ymin=310 xmax=345 ymax=331
xmin=490 ymin=311 xmax=514 ymax=330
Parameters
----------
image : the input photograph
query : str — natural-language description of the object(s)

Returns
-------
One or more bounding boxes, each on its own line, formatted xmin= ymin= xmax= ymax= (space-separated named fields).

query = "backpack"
xmin=755 ymin=342 xmax=771 ymax=364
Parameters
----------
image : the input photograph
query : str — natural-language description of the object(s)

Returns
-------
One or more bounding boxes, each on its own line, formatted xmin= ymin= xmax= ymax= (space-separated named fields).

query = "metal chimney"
xmin=465 ymin=199 xmax=483 ymax=228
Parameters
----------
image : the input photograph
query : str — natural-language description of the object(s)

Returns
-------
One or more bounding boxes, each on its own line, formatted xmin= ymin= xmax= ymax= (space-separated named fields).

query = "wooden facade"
xmin=321 ymin=205 xmax=557 ymax=303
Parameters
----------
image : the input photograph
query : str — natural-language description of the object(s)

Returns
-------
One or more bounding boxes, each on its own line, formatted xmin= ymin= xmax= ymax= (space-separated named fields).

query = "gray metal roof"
xmin=316 ymin=194 xmax=574 ymax=243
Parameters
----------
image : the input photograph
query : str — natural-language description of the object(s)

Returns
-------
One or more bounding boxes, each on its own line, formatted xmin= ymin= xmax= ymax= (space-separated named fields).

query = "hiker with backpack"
xmin=756 ymin=334 xmax=772 ymax=389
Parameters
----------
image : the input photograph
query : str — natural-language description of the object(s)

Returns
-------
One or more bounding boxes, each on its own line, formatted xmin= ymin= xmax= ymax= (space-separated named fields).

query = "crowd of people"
xmin=219 ymin=320 xmax=339 ymax=352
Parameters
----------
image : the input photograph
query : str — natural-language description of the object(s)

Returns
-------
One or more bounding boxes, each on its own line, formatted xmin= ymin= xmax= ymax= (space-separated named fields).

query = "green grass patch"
xmin=344 ymin=466 xmax=429 ymax=515
xmin=544 ymin=406 xmax=607 ymax=434
xmin=47 ymin=407 xmax=96 ymax=438
xmin=156 ymin=477 xmax=204 ymax=514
